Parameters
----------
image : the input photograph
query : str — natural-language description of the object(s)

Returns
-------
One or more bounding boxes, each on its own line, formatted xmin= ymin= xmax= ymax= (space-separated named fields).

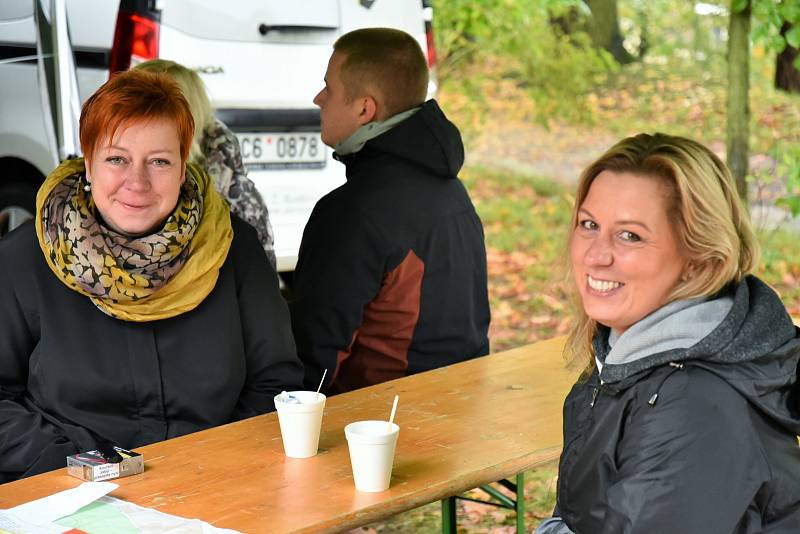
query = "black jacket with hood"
xmin=553 ymin=276 xmax=800 ymax=533
xmin=290 ymin=99 xmax=490 ymax=394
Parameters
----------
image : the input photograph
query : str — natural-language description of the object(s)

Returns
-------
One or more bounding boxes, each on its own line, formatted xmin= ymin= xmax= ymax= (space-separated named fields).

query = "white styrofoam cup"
xmin=274 ymin=391 xmax=326 ymax=458
xmin=344 ymin=420 xmax=400 ymax=492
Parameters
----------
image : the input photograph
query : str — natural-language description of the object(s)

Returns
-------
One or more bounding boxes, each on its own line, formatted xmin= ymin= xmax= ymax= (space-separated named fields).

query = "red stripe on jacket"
xmin=332 ymin=250 xmax=424 ymax=393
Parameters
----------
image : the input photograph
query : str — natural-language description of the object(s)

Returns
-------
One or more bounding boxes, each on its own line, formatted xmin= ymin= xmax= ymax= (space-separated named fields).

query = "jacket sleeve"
xmin=289 ymin=198 xmax=386 ymax=391
xmin=0 ymin=243 xmax=83 ymax=482
xmin=599 ymin=368 xmax=766 ymax=534
xmin=231 ymin=220 xmax=304 ymax=419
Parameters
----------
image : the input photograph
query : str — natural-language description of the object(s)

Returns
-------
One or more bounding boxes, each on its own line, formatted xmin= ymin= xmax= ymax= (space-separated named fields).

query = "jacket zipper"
xmin=590 ymin=387 xmax=599 ymax=407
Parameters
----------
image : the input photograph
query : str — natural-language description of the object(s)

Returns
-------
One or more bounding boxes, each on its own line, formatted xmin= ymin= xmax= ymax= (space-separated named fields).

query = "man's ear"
xmin=357 ymin=95 xmax=378 ymax=125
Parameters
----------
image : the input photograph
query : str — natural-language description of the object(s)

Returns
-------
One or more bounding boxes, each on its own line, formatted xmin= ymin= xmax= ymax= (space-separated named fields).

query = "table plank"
xmin=0 ymin=336 xmax=577 ymax=533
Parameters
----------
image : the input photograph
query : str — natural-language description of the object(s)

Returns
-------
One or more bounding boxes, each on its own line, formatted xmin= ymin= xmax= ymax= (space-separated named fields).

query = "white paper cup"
xmin=274 ymin=391 xmax=326 ymax=458
xmin=344 ymin=420 xmax=400 ymax=492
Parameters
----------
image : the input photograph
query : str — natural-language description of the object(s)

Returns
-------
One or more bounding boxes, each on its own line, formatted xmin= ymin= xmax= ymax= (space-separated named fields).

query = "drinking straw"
xmin=315 ymin=369 xmax=327 ymax=401
xmin=387 ymin=395 xmax=399 ymax=432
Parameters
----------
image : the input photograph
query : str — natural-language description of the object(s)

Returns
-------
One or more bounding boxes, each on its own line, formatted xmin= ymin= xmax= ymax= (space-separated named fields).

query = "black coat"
xmin=290 ymin=100 xmax=490 ymax=393
xmin=554 ymin=277 xmax=800 ymax=533
xmin=0 ymin=216 xmax=303 ymax=482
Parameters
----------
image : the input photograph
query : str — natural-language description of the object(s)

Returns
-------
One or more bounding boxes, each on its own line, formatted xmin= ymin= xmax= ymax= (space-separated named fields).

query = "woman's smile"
xmin=586 ymin=274 xmax=624 ymax=294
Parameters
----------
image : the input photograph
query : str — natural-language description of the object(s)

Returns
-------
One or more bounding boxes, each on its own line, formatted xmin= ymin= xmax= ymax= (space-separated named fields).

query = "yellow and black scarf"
xmin=35 ymin=158 xmax=232 ymax=322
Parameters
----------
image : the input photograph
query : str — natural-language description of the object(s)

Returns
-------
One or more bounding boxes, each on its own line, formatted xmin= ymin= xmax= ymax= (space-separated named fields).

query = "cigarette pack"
xmin=66 ymin=447 xmax=144 ymax=482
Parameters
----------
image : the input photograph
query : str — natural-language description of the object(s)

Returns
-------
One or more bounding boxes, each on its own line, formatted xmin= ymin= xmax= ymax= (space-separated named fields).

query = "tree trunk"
xmin=550 ymin=6 xmax=587 ymax=37
xmin=636 ymin=5 xmax=648 ymax=60
xmin=586 ymin=0 xmax=635 ymax=64
xmin=727 ymin=1 xmax=750 ymax=202
xmin=776 ymin=22 xmax=800 ymax=93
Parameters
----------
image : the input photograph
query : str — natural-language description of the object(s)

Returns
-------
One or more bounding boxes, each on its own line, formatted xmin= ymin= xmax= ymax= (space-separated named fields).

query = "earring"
xmin=83 ymin=179 xmax=91 ymax=192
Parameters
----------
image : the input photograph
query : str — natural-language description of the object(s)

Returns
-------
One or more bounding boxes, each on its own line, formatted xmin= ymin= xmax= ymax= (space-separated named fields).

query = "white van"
xmin=0 ymin=0 xmax=436 ymax=273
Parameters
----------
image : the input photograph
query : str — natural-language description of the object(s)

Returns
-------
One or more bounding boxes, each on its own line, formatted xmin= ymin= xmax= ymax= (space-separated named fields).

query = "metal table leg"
xmin=515 ymin=471 xmax=525 ymax=534
xmin=441 ymin=496 xmax=457 ymax=534
xmin=442 ymin=471 xmax=526 ymax=533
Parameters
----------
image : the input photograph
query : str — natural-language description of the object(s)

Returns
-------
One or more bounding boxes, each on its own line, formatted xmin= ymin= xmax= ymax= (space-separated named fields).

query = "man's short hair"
xmin=333 ymin=27 xmax=429 ymax=117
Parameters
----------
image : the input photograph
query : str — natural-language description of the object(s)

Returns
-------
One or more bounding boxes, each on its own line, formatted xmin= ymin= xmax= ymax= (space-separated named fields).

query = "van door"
xmin=33 ymin=0 xmax=81 ymax=163
xmin=158 ymin=0 xmax=339 ymax=108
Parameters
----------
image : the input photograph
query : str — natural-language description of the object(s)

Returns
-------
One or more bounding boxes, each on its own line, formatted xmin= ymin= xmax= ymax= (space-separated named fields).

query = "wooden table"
xmin=0 ymin=336 xmax=578 ymax=533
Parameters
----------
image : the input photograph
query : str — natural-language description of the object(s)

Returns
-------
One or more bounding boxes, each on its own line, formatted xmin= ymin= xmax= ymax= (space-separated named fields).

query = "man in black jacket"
xmin=290 ymin=28 xmax=490 ymax=394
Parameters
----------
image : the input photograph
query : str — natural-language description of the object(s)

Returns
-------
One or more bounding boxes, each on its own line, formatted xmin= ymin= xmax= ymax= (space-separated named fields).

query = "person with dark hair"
xmin=0 ymin=69 xmax=303 ymax=482
xmin=537 ymin=133 xmax=800 ymax=534
xmin=290 ymin=27 xmax=490 ymax=394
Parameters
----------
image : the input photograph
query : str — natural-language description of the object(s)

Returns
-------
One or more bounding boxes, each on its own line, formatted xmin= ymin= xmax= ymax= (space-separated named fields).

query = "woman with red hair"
xmin=0 ymin=69 xmax=303 ymax=482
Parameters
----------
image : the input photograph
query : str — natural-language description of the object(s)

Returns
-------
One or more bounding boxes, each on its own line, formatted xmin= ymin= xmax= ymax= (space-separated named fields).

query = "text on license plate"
xmin=236 ymin=132 xmax=326 ymax=170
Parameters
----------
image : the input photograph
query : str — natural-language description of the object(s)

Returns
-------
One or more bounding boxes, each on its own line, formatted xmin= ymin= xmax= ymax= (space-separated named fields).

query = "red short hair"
xmin=80 ymin=69 xmax=194 ymax=164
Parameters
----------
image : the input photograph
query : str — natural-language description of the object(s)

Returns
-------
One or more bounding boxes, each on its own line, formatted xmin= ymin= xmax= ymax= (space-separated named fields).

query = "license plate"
xmin=236 ymin=132 xmax=326 ymax=170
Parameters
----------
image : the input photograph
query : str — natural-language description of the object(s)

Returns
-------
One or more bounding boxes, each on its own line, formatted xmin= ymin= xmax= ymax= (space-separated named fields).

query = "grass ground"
xmin=354 ymin=44 xmax=800 ymax=533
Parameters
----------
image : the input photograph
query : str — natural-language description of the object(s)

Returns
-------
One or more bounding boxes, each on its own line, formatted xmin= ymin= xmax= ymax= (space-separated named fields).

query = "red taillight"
xmin=130 ymin=14 xmax=159 ymax=61
xmin=425 ymin=20 xmax=436 ymax=69
xmin=109 ymin=10 xmax=159 ymax=74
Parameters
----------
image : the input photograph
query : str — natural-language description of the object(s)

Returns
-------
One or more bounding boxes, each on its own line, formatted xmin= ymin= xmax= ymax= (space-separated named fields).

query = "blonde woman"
xmin=134 ymin=59 xmax=276 ymax=269
xmin=537 ymin=133 xmax=800 ymax=533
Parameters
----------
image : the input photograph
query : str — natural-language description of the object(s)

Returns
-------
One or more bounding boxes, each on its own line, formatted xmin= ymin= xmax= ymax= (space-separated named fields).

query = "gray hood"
xmin=601 ymin=295 xmax=734 ymax=373
xmin=594 ymin=276 xmax=800 ymax=435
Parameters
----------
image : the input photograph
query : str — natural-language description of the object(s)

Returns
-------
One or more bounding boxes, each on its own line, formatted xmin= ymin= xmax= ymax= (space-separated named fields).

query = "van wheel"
xmin=0 ymin=182 xmax=37 ymax=238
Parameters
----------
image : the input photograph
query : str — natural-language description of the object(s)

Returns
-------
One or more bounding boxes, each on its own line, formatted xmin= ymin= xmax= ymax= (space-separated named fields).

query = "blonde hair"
xmin=333 ymin=28 xmax=428 ymax=118
xmin=133 ymin=59 xmax=214 ymax=164
xmin=565 ymin=133 xmax=759 ymax=374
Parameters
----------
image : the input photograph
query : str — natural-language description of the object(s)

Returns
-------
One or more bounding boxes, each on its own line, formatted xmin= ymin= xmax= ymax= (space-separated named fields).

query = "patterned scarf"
xmin=35 ymin=158 xmax=233 ymax=322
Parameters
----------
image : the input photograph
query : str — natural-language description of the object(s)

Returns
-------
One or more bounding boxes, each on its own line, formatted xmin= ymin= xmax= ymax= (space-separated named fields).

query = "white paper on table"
xmin=0 ymin=510 xmax=63 ymax=533
xmin=7 ymin=481 xmax=118 ymax=525
xmin=54 ymin=496 xmax=243 ymax=534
